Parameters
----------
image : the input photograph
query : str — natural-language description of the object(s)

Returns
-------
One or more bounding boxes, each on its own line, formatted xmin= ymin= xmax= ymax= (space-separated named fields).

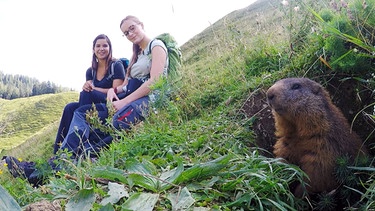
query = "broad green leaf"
xmin=193 ymin=208 xmax=211 ymax=211
xmin=100 ymin=182 xmax=129 ymax=205
xmin=91 ymin=166 xmax=127 ymax=184
xmin=348 ymin=166 xmax=375 ymax=171
xmin=127 ymin=173 xmax=158 ymax=192
xmin=125 ymin=158 xmax=158 ymax=175
xmin=221 ymin=177 xmax=244 ymax=191
xmin=0 ymin=185 xmax=21 ymax=211
xmin=98 ymin=203 xmax=115 ymax=211
xmin=159 ymin=159 xmax=184 ymax=191
xmin=126 ymin=158 xmax=158 ymax=192
xmin=66 ymin=188 xmax=95 ymax=211
xmin=176 ymin=155 xmax=232 ymax=184
xmin=121 ymin=192 xmax=159 ymax=211
xmin=167 ymin=187 xmax=195 ymax=211
xmin=125 ymin=158 xmax=184 ymax=192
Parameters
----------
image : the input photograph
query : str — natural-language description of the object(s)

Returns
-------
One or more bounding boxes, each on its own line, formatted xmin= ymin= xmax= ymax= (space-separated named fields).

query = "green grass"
xmin=1 ymin=0 xmax=374 ymax=210
xmin=0 ymin=92 xmax=78 ymax=152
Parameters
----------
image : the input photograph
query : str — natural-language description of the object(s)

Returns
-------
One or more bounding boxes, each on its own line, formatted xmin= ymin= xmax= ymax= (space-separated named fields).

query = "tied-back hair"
xmin=120 ymin=15 xmax=143 ymax=74
xmin=91 ymin=34 xmax=114 ymax=72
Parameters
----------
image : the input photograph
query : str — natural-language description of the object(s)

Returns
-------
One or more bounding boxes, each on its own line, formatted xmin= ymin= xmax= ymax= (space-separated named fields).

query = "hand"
xmin=112 ymin=98 xmax=129 ymax=112
xmin=107 ymin=88 xmax=119 ymax=102
xmin=82 ymin=81 xmax=94 ymax=92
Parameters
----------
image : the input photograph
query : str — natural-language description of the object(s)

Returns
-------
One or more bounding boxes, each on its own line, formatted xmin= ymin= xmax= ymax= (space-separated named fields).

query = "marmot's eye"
xmin=291 ymin=83 xmax=301 ymax=90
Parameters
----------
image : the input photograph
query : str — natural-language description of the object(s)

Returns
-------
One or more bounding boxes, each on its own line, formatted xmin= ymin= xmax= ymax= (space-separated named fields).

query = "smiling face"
xmin=93 ymin=38 xmax=110 ymax=60
xmin=120 ymin=18 xmax=144 ymax=44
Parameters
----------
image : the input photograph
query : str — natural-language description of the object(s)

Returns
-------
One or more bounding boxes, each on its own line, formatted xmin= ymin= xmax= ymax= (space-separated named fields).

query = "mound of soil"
xmin=25 ymin=199 xmax=61 ymax=211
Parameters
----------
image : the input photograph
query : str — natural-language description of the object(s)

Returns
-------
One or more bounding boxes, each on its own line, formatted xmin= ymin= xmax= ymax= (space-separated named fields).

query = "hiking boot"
xmin=3 ymin=156 xmax=36 ymax=179
xmin=27 ymin=169 xmax=44 ymax=187
xmin=47 ymin=156 xmax=62 ymax=172
xmin=3 ymin=156 xmax=49 ymax=187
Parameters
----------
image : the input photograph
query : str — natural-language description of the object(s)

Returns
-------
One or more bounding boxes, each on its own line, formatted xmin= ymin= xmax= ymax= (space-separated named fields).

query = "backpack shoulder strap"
xmin=108 ymin=60 xmax=118 ymax=79
xmin=147 ymin=39 xmax=156 ymax=55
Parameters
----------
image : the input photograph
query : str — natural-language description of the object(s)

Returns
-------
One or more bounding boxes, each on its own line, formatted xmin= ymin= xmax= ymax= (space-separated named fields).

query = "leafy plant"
xmin=0 ymin=185 xmax=21 ymax=211
xmin=1 ymin=0 xmax=374 ymax=210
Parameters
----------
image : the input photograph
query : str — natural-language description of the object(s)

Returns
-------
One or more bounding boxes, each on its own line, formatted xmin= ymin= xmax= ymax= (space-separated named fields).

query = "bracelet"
xmin=114 ymin=87 xmax=118 ymax=94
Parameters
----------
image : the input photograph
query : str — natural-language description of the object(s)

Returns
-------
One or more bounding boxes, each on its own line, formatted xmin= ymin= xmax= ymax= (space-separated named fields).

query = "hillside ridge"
xmin=0 ymin=92 xmax=78 ymax=151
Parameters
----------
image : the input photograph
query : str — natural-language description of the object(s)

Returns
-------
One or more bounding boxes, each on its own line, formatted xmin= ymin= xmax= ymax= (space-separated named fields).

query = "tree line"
xmin=0 ymin=71 xmax=72 ymax=99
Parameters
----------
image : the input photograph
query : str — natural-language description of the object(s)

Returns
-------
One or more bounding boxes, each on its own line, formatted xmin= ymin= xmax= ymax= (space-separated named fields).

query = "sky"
xmin=0 ymin=0 xmax=256 ymax=91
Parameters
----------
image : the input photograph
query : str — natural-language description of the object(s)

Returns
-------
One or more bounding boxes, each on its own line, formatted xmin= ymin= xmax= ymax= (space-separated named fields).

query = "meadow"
xmin=1 ymin=0 xmax=374 ymax=210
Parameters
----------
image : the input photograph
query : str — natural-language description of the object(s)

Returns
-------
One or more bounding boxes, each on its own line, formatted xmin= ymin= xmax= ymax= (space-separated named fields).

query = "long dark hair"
xmin=91 ymin=34 xmax=113 ymax=72
xmin=120 ymin=16 xmax=142 ymax=73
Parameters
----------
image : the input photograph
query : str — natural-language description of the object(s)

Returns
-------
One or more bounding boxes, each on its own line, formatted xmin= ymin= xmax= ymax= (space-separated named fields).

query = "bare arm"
xmin=110 ymin=45 xmax=167 ymax=110
xmin=92 ymin=78 xmax=124 ymax=94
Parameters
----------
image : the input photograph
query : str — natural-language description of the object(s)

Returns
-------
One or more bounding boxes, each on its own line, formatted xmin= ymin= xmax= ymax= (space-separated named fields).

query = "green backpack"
xmin=148 ymin=33 xmax=182 ymax=79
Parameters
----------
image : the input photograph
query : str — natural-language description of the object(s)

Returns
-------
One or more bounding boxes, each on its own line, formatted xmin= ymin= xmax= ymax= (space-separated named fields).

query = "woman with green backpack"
xmin=4 ymin=15 xmax=171 ymax=186
xmin=59 ymin=15 xmax=169 ymax=158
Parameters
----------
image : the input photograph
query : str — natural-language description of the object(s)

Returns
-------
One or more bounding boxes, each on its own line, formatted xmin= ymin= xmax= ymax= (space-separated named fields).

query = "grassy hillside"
xmin=1 ymin=0 xmax=374 ymax=210
xmin=0 ymin=92 xmax=78 ymax=151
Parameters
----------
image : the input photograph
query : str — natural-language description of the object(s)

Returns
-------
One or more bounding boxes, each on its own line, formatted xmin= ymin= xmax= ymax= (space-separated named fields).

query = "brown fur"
xmin=266 ymin=78 xmax=368 ymax=197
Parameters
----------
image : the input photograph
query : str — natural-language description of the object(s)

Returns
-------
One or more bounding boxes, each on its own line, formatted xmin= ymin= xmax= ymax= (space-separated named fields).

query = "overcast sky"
xmin=0 ymin=0 xmax=256 ymax=91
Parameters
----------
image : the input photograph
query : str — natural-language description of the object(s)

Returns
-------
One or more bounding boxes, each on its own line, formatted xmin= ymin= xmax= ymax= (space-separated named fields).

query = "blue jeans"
xmin=53 ymin=102 xmax=80 ymax=154
xmin=53 ymin=90 xmax=108 ymax=154
xmin=79 ymin=90 xmax=107 ymax=106
xmin=60 ymin=96 xmax=150 ymax=158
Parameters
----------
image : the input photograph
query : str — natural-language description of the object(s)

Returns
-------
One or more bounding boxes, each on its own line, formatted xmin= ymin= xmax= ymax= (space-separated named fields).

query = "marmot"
xmin=266 ymin=77 xmax=368 ymax=197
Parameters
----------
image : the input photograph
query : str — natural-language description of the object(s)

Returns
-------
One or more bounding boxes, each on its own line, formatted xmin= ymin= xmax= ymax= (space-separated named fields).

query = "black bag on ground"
xmin=3 ymin=156 xmax=61 ymax=187
xmin=3 ymin=156 xmax=42 ymax=187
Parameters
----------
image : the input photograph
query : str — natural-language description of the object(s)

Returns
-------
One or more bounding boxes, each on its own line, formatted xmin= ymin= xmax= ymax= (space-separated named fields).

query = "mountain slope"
xmin=0 ymin=92 xmax=78 ymax=150
xmin=1 ymin=0 xmax=374 ymax=209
